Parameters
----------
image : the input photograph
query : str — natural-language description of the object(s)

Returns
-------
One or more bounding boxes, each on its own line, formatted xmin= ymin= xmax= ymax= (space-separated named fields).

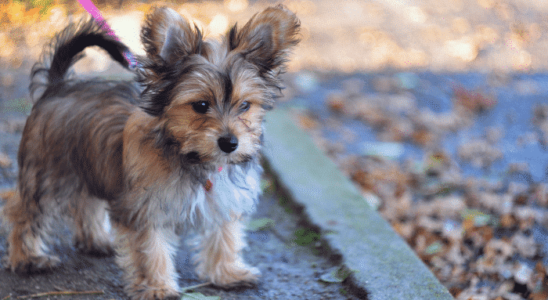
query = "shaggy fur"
xmin=2 ymin=6 xmax=299 ymax=300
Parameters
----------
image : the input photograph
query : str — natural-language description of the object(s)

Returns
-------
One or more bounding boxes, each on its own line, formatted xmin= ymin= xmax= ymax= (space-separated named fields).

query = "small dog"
xmin=2 ymin=6 xmax=299 ymax=300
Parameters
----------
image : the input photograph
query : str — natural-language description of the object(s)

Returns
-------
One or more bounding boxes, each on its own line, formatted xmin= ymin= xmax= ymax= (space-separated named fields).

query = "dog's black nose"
xmin=218 ymin=134 xmax=238 ymax=153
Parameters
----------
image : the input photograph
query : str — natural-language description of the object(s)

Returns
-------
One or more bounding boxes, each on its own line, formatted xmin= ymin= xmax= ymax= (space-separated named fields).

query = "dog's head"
xmin=139 ymin=5 xmax=300 ymax=166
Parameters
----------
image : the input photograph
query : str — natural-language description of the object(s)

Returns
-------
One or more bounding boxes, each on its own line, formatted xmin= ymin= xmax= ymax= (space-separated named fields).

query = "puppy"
xmin=2 ymin=6 xmax=299 ymax=300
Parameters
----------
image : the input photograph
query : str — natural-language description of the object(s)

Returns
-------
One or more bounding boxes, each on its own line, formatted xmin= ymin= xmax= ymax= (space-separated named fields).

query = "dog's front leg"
xmin=114 ymin=223 xmax=180 ymax=300
xmin=194 ymin=216 xmax=260 ymax=287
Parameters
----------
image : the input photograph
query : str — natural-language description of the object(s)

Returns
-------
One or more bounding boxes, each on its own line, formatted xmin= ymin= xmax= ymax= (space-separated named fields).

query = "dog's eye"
xmin=192 ymin=101 xmax=210 ymax=114
xmin=240 ymin=101 xmax=251 ymax=112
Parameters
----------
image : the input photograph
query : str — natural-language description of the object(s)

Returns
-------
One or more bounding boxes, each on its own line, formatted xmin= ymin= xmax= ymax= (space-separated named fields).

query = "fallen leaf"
xmin=297 ymin=113 xmax=318 ymax=130
xmin=325 ymin=93 xmax=346 ymax=113
xmin=319 ymin=267 xmax=354 ymax=283
xmin=247 ymin=218 xmax=275 ymax=231
xmin=182 ymin=292 xmax=220 ymax=300
xmin=425 ymin=240 xmax=444 ymax=255
xmin=360 ymin=142 xmax=404 ymax=160
xmin=460 ymin=209 xmax=494 ymax=227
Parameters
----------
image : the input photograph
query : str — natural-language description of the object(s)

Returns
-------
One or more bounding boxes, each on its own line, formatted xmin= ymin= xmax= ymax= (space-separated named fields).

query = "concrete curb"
xmin=262 ymin=108 xmax=454 ymax=300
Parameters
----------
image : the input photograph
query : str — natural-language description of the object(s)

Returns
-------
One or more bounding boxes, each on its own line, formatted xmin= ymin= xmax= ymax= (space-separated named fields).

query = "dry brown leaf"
xmin=325 ymin=93 xmax=346 ymax=113
xmin=0 ymin=152 xmax=12 ymax=168
xmin=297 ymin=114 xmax=319 ymax=130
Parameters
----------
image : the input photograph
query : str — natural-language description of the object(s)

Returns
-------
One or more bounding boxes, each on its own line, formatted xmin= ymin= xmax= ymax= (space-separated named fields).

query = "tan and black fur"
xmin=2 ymin=6 xmax=299 ymax=300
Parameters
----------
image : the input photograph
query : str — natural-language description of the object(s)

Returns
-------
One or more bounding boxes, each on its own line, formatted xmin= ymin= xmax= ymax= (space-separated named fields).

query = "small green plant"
xmin=278 ymin=196 xmax=293 ymax=214
xmin=293 ymin=228 xmax=320 ymax=246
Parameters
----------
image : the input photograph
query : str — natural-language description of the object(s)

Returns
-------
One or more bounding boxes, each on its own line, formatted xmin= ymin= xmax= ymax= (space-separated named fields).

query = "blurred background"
xmin=2 ymin=1 xmax=548 ymax=299
xmin=1 ymin=0 xmax=548 ymax=72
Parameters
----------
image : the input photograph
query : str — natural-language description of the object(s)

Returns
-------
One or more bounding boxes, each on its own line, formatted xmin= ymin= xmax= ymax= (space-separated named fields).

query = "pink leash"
xmin=78 ymin=0 xmax=138 ymax=69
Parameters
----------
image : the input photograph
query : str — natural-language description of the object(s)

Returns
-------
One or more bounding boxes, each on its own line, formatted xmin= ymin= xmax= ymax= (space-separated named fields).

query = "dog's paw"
xmin=3 ymin=254 xmax=60 ymax=274
xmin=130 ymin=287 xmax=180 ymax=300
xmin=201 ymin=264 xmax=261 ymax=288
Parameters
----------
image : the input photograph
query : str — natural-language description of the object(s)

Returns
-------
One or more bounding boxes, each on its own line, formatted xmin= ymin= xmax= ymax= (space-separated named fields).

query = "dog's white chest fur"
xmin=205 ymin=165 xmax=261 ymax=214
xmin=153 ymin=163 xmax=262 ymax=227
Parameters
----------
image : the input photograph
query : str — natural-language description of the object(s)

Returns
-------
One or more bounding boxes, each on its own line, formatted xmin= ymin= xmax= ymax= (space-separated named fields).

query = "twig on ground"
xmin=180 ymin=282 xmax=212 ymax=293
xmin=15 ymin=290 xmax=104 ymax=299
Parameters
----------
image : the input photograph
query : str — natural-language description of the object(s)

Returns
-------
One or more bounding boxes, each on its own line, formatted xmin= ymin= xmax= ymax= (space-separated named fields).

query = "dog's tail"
xmin=30 ymin=19 xmax=132 ymax=101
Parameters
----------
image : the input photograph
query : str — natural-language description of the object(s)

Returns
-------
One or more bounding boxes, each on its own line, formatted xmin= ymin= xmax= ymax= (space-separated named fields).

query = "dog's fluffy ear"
xmin=141 ymin=7 xmax=202 ymax=64
xmin=229 ymin=5 xmax=300 ymax=74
